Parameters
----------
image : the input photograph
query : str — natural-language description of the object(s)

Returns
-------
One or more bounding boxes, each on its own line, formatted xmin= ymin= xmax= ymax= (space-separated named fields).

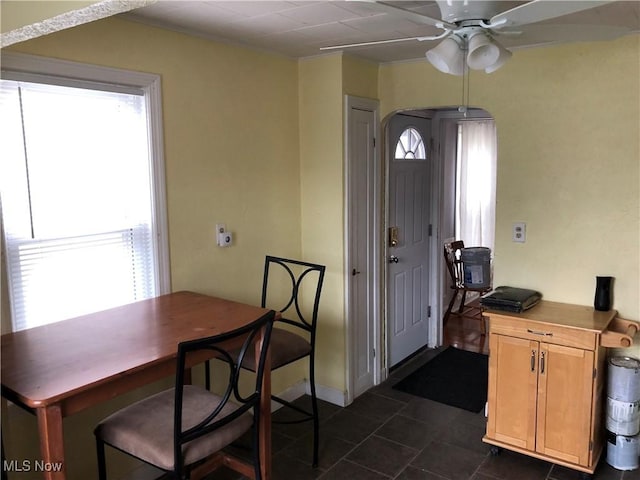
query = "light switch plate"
xmin=216 ymin=223 xmax=226 ymax=246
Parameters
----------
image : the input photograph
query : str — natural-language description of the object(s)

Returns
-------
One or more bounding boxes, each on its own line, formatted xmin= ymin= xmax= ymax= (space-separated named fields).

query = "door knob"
xmin=389 ymin=255 xmax=399 ymax=264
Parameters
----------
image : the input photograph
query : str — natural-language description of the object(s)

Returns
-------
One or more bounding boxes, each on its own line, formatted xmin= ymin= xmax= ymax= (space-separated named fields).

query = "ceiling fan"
xmin=321 ymin=1 xmax=634 ymax=75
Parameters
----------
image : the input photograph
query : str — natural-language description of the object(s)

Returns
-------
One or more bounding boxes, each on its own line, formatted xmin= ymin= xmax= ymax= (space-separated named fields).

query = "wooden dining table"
xmin=1 ymin=291 xmax=274 ymax=480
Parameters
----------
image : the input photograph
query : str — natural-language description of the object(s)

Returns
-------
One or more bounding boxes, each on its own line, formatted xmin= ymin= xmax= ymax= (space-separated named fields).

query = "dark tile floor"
xmin=208 ymin=311 xmax=639 ymax=480
xmin=247 ymin=351 xmax=636 ymax=480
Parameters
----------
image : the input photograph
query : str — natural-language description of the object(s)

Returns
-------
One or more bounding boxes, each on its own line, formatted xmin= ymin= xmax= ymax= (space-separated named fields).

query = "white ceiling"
xmin=122 ymin=1 xmax=640 ymax=63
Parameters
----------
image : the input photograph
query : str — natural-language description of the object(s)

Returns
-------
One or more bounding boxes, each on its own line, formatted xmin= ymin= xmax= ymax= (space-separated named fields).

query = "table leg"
xmin=258 ymin=329 xmax=271 ymax=480
xmin=36 ymin=405 xmax=66 ymax=480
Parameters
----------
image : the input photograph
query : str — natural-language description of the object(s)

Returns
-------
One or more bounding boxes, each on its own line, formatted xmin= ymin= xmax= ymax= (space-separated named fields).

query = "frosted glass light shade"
xmin=485 ymin=43 xmax=512 ymax=73
xmin=425 ymin=37 xmax=465 ymax=76
xmin=467 ymin=33 xmax=500 ymax=70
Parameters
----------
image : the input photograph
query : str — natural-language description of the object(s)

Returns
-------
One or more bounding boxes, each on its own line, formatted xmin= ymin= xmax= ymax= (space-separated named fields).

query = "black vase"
xmin=594 ymin=276 xmax=613 ymax=311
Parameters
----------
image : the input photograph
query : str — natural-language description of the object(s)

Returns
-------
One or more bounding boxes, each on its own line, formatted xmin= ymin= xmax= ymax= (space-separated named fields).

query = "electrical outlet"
xmin=513 ymin=222 xmax=526 ymax=243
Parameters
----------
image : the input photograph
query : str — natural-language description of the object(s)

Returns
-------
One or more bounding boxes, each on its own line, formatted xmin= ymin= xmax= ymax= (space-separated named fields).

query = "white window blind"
xmin=1 ymin=76 xmax=163 ymax=331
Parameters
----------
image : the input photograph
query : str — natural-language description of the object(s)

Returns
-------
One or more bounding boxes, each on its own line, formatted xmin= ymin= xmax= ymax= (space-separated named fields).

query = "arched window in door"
xmin=395 ymin=127 xmax=426 ymax=160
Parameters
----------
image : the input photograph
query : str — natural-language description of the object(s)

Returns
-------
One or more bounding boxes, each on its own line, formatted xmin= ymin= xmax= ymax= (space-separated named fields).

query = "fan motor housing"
xmin=436 ymin=0 xmax=523 ymax=23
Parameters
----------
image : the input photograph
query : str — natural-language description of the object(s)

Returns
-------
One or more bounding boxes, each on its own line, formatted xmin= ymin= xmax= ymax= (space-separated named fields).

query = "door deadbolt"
xmin=389 ymin=227 xmax=399 ymax=247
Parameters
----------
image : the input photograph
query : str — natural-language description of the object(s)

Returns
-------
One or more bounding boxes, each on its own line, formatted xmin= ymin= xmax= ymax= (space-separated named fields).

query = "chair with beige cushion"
xmin=240 ymin=255 xmax=325 ymax=467
xmin=94 ymin=310 xmax=275 ymax=480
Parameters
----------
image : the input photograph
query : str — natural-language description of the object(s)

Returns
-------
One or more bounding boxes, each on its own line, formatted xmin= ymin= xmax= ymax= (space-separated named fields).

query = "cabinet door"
xmin=487 ymin=334 xmax=539 ymax=450
xmin=536 ymin=343 xmax=594 ymax=466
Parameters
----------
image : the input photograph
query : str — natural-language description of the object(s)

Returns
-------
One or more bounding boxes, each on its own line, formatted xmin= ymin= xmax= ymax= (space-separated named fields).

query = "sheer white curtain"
xmin=455 ymin=120 xmax=497 ymax=251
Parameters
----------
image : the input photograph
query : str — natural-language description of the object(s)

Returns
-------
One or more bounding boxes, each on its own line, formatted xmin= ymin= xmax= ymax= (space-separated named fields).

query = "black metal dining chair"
xmin=239 ymin=255 xmax=325 ymax=467
xmin=94 ymin=310 xmax=275 ymax=480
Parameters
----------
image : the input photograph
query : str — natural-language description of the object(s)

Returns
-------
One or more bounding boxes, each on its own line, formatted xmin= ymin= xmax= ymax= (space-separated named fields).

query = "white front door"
xmin=388 ymin=114 xmax=432 ymax=367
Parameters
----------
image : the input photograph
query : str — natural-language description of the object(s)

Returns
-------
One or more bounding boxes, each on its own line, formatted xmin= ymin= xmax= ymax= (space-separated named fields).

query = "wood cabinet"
xmin=483 ymin=301 xmax=617 ymax=476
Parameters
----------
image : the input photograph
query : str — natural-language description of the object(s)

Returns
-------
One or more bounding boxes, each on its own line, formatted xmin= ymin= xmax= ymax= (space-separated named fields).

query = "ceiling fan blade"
xmin=354 ymin=0 xmax=456 ymax=30
xmin=488 ymin=0 xmax=615 ymax=28
xmin=320 ymin=37 xmax=422 ymax=50
xmin=320 ymin=32 xmax=446 ymax=51
xmin=499 ymin=23 xmax=634 ymax=48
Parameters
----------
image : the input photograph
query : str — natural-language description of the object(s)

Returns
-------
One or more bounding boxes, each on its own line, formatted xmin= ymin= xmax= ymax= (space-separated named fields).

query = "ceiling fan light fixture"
xmin=425 ymin=36 xmax=465 ymax=76
xmin=484 ymin=43 xmax=512 ymax=73
xmin=466 ymin=32 xmax=500 ymax=70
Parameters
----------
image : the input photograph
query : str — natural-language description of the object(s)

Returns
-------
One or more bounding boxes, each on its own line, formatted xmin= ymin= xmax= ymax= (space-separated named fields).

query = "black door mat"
xmin=393 ymin=347 xmax=488 ymax=413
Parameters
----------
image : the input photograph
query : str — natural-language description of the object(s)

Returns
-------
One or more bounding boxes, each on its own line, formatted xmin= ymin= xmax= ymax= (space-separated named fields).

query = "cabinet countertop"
xmin=484 ymin=300 xmax=617 ymax=334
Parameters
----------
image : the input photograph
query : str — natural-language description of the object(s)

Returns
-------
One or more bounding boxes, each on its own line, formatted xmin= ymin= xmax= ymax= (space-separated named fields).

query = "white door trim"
xmin=344 ymin=95 xmax=382 ymax=405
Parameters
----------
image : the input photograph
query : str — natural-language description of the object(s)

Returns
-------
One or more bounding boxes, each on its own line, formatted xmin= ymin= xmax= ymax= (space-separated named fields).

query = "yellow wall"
xmin=343 ymin=54 xmax=379 ymax=99
xmin=299 ymin=54 xmax=346 ymax=391
xmin=6 ymin=16 xmax=302 ymax=305
xmin=297 ymin=53 xmax=379 ymax=393
xmin=2 ymin=16 xmax=303 ymax=479
xmin=2 ymin=5 xmax=639 ymax=477
xmin=379 ymin=35 xmax=640 ymax=321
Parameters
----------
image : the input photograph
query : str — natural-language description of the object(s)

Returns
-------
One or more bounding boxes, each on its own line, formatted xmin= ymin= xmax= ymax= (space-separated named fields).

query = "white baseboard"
xmin=379 ymin=366 xmax=389 ymax=385
xmin=270 ymin=381 xmax=307 ymax=411
xmin=272 ymin=381 xmax=348 ymax=409
xmin=312 ymin=383 xmax=348 ymax=407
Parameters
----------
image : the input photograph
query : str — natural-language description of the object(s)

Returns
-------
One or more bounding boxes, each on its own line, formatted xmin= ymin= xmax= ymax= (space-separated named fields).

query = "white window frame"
xmin=394 ymin=126 xmax=427 ymax=160
xmin=0 ymin=51 xmax=171 ymax=331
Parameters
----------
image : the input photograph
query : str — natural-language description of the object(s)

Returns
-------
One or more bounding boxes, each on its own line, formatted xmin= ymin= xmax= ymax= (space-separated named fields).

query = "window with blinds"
xmin=0 ymin=62 xmax=168 ymax=331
